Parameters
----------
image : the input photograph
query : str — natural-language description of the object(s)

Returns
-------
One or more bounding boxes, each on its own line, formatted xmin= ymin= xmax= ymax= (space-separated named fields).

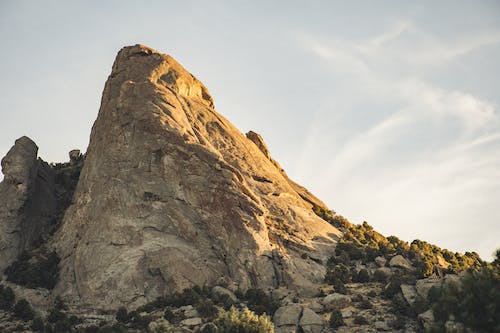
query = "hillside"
xmin=0 ymin=45 xmax=497 ymax=333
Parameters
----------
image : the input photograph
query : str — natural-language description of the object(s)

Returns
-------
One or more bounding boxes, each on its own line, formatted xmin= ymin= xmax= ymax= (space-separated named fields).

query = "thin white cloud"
xmin=292 ymin=21 xmax=500 ymax=260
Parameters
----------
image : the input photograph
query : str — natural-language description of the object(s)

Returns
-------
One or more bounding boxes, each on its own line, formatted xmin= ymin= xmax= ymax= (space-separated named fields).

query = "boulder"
xmin=274 ymin=304 xmax=302 ymax=327
xmin=69 ymin=149 xmax=82 ymax=163
xmin=415 ymin=276 xmax=442 ymax=299
xmin=374 ymin=321 xmax=391 ymax=331
xmin=212 ymin=286 xmax=238 ymax=302
xmin=389 ymin=255 xmax=412 ymax=270
xmin=322 ymin=293 xmax=352 ymax=310
xmin=299 ymin=308 xmax=325 ymax=333
xmin=418 ymin=309 xmax=434 ymax=331
xmin=400 ymin=284 xmax=418 ymax=305
xmin=374 ymin=256 xmax=387 ymax=267
xmin=181 ymin=317 xmax=202 ymax=328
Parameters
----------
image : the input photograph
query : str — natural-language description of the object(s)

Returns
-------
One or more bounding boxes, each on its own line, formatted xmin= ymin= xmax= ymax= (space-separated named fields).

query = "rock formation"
xmin=48 ymin=44 xmax=341 ymax=309
xmin=0 ymin=137 xmax=56 ymax=271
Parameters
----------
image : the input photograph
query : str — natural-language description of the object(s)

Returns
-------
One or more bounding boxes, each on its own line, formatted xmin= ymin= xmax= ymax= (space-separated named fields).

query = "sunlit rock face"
xmin=53 ymin=45 xmax=341 ymax=309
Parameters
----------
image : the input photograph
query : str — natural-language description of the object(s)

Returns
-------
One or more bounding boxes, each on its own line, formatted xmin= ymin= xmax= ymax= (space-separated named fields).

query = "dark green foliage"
xmin=389 ymin=316 xmax=406 ymax=329
xmin=428 ymin=256 xmax=500 ymax=332
xmin=331 ymin=278 xmax=348 ymax=294
xmin=426 ymin=285 xmax=441 ymax=303
xmin=210 ymin=291 xmax=235 ymax=310
xmin=353 ymin=315 xmax=369 ymax=325
xmin=31 ymin=317 xmax=44 ymax=331
xmin=390 ymin=293 xmax=410 ymax=316
xmin=13 ymin=299 xmax=34 ymax=321
xmin=5 ymin=251 xmax=60 ymax=289
xmin=196 ymin=299 xmax=218 ymax=318
xmin=353 ymin=269 xmax=370 ymax=283
xmin=0 ymin=284 xmax=15 ymax=310
xmin=116 ymin=307 xmax=128 ymax=323
xmin=130 ymin=312 xmax=152 ymax=329
xmin=325 ymin=264 xmax=351 ymax=284
xmin=335 ymin=242 xmax=364 ymax=260
xmin=47 ymin=307 xmax=66 ymax=323
xmin=359 ymin=299 xmax=372 ymax=309
xmin=163 ymin=307 xmax=179 ymax=323
xmin=382 ymin=275 xmax=402 ymax=299
xmin=200 ymin=322 xmax=218 ymax=333
xmin=329 ymin=309 xmax=344 ymax=328
xmin=243 ymin=288 xmax=280 ymax=316
xmin=372 ymin=269 xmax=388 ymax=283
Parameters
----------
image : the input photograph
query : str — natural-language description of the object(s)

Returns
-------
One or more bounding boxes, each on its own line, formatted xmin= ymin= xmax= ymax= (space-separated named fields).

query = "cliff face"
xmin=49 ymin=45 xmax=340 ymax=309
xmin=0 ymin=137 xmax=59 ymax=271
xmin=0 ymin=45 xmax=340 ymax=310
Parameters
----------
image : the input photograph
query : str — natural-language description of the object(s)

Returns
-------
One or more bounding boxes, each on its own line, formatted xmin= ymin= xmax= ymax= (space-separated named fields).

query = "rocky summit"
xmin=0 ymin=45 xmax=497 ymax=333
xmin=2 ymin=45 xmax=340 ymax=310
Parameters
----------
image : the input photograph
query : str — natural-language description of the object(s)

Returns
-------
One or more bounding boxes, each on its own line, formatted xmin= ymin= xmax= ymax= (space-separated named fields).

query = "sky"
xmin=1 ymin=1 xmax=499 ymax=260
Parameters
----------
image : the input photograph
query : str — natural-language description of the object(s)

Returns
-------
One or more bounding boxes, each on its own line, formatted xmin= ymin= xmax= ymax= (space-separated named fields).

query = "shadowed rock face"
xmin=0 ymin=137 xmax=58 ymax=271
xmin=46 ymin=44 xmax=341 ymax=310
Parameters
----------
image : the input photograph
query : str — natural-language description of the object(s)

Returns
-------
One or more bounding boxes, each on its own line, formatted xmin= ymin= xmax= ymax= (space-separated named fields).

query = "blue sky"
xmin=1 ymin=1 xmax=499 ymax=260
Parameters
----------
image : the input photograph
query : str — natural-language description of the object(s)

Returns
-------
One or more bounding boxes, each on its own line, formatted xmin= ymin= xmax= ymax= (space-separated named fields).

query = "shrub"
xmin=389 ymin=316 xmax=406 ymax=329
xmin=13 ymin=299 xmax=34 ymax=321
xmin=325 ymin=264 xmax=351 ymax=284
xmin=196 ymin=299 xmax=218 ymax=318
xmin=0 ymin=284 xmax=15 ymax=310
xmin=329 ymin=309 xmax=344 ymax=328
xmin=428 ymin=258 xmax=500 ymax=332
xmin=5 ymin=251 xmax=60 ymax=289
xmin=212 ymin=307 xmax=274 ymax=333
xmin=353 ymin=315 xmax=369 ymax=325
xmin=382 ymin=275 xmax=402 ymax=299
xmin=244 ymin=288 xmax=280 ymax=316
xmin=31 ymin=317 xmax=44 ymax=331
xmin=210 ymin=291 xmax=234 ymax=310
xmin=331 ymin=278 xmax=347 ymax=294
xmin=359 ymin=299 xmax=372 ymax=309
xmin=148 ymin=318 xmax=176 ymax=333
xmin=130 ymin=312 xmax=153 ymax=329
xmin=335 ymin=242 xmax=364 ymax=260
xmin=372 ymin=269 xmax=388 ymax=283
xmin=163 ymin=307 xmax=179 ymax=324
xmin=354 ymin=269 xmax=370 ymax=283
xmin=116 ymin=307 xmax=128 ymax=323
xmin=200 ymin=322 xmax=218 ymax=333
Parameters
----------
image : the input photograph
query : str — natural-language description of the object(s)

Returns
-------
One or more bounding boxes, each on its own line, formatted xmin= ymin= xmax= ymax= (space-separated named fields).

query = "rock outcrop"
xmin=0 ymin=137 xmax=57 ymax=271
xmin=50 ymin=44 xmax=341 ymax=309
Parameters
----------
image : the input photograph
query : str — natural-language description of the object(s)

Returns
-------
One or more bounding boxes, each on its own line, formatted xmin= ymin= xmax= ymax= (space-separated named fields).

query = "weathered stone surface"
xmin=415 ymin=276 xmax=442 ymax=299
xmin=299 ymin=307 xmax=325 ymax=333
xmin=0 ymin=137 xmax=60 ymax=271
xmin=212 ymin=286 xmax=237 ymax=302
xmin=389 ymin=255 xmax=412 ymax=270
xmin=274 ymin=304 xmax=303 ymax=327
xmin=52 ymin=44 xmax=341 ymax=309
xmin=322 ymin=293 xmax=351 ymax=310
xmin=418 ymin=309 xmax=434 ymax=331
xmin=400 ymin=284 xmax=418 ymax=305
xmin=0 ymin=137 xmax=38 ymax=271
xmin=69 ymin=149 xmax=83 ymax=165
xmin=181 ymin=317 xmax=202 ymax=327
xmin=374 ymin=256 xmax=386 ymax=267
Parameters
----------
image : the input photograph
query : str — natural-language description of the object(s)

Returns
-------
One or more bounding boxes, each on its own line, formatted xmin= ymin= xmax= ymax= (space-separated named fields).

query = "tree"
xmin=13 ymin=299 xmax=34 ymax=321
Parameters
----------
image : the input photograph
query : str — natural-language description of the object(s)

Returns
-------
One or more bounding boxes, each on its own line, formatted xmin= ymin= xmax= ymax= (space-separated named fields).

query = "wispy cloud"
xmin=291 ymin=21 xmax=500 ymax=259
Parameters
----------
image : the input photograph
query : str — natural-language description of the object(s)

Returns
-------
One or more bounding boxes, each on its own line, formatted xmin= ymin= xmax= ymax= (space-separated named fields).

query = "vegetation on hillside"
xmin=427 ymin=250 xmax=500 ymax=332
